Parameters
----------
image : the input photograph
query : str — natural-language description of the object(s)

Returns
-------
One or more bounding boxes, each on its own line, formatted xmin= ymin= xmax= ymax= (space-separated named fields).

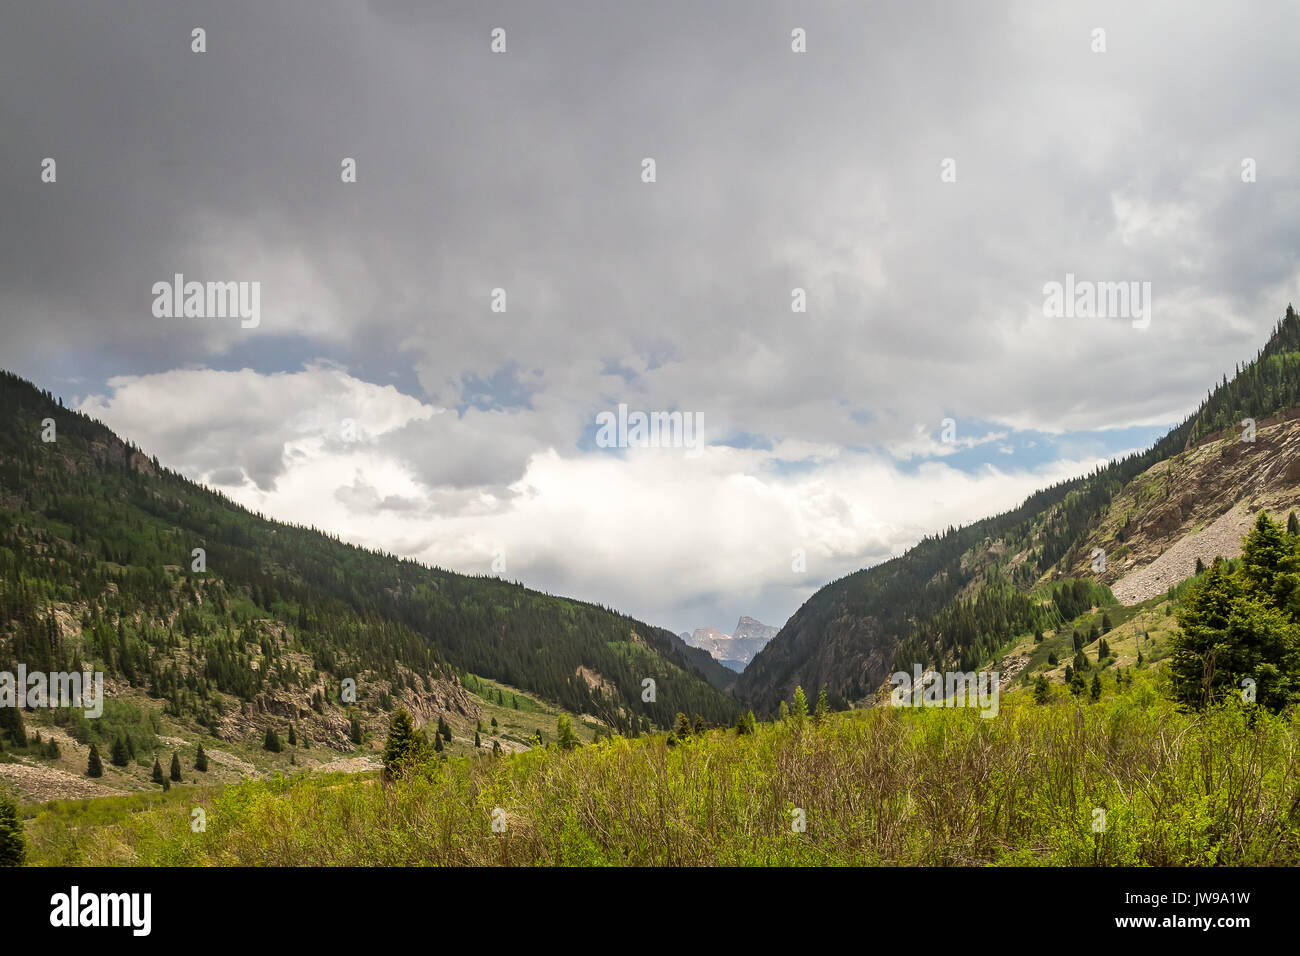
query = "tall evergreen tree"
xmin=556 ymin=713 xmax=580 ymax=751
xmin=382 ymin=708 xmax=421 ymax=780
xmin=170 ymin=751 xmax=182 ymax=782
xmin=1033 ymin=674 xmax=1051 ymax=704
xmin=86 ymin=742 xmax=104 ymax=778
xmin=194 ymin=743 xmax=208 ymax=772
xmin=0 ymin=793 xmax=25 ymax=867
xmin=791 ymin=686 xmax=808 ymax=719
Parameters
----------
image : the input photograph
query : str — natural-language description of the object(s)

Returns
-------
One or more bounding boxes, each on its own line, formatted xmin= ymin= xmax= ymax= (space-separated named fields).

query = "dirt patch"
xmin=0 ymin=760 xmax=125 ymax=804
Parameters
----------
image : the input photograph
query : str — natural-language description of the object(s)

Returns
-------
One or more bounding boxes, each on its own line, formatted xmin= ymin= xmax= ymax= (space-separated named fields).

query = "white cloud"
xmin=76 ymin=366 xmax=1107 ymax=633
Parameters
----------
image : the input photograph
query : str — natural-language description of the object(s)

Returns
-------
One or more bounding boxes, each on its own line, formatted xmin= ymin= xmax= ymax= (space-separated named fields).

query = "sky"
xmin=3 ymin=1 xmax=1299 ymax=637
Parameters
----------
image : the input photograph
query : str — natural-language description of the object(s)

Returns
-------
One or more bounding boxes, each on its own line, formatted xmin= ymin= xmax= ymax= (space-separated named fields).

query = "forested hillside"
xmin=0 ymin=371 xmax=737 ymax=750
xmin=738 ymin=305 xmax=1300 ymax=712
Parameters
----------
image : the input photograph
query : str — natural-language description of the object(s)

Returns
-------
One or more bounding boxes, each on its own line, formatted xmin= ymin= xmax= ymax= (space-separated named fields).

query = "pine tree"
xmin=490 ymin=716 xmax=499 ymax=732
xmin=556 ymin=713 xmax=580 ymax=751
xmin=169 ymin=751 xmax=182 ymax=782
xmin=1101 ymin=613 xmax=1113 ymax=633
xmin=287 ymin=723 xmax=297 ymax=746
xmin=263 ymin=728 xmax=282 ymax=752
xmin=692 ymin=714 xmax=706 ymax=735
xmin=110 ymin=736 xmax=129 ymax=767
xmin=0 ymin=793 xmax=25 ymax=867
xmin=194 ymin=743 xmax=208 ymax=772
xmin=1090 ymin=673 xmax=1102 ymax=701
xmin=492 ymin=739 xmax=502 ymax=756
xmin=382 ymin=708 xmax=420 ymax=780
xmin=1033 ymin=674 xmax=1050 ymax=704
xmin=673 ymin=713 xmax=692 ymax=739
xmin=151 ymin=757 xmax=165 ymax=785
xmin=0 ymin=705 xmax=26 ymax=747
xmin=1047 ymin=652 xmax=1058 ymax=666
xmin=474 ymin=731 xmax=481 ymax=748
xmin=813 ymin=688 xmax=829 ymax=724
xmin=348 ymin=712 xmax=363 ymax=745
xmin=791 ymin=686 xmax=808 ymax=719
xmin=86 ymin=742 xmax=104 ymax=778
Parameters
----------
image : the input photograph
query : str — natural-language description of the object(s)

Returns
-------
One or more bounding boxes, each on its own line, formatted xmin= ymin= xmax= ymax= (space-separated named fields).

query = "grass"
xmin=19 ymin=676 xmax=1300 ymax=867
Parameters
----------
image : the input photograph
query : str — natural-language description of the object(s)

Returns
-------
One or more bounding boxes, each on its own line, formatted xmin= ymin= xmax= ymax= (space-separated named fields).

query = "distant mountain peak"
xmin=683 ymin=616 xmax=779 ymax=672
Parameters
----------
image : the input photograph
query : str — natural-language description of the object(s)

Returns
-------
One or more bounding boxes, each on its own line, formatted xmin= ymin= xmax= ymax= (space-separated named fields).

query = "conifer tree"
xmin=813 ymin=687 xmax=829 ymax=724
xmin=1090 ymin=673 xmax=1102 ymax=701
xmin=194 ymin=743 xmax=208 ymax=772
xmin=86 ymin=742 xmax=104 ymax=778
xmin=791 ymin=686 xmax=808 ymax=719
xmin=170 ymin=751 xmax=182 ymax=782
xmin=110 ymin=736 xmax=129 ymax=767
xmin=0 ymin=793 xmax=25 ymax=866
xmin=556 ymin=713 xmax=580 ymax=750
xmin=673 ymin=713 xmax=692 ymax=739
xmin=382 ymin=708 xmax=420 ymax=780
xmin=1033 ymin=674 xmax=1050 ymax=704
xmin=151 ymin=757 xmax=165 ymax=785
xmin=0 ymin=706 xmax=25 ymax=747
xmin=263 ymin=728 xmax=282 ymax=752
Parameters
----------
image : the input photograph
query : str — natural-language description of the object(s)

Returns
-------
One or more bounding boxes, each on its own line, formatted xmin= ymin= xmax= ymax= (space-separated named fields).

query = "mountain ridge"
xmin=737 ymin=304 xmax=1300 ymax=712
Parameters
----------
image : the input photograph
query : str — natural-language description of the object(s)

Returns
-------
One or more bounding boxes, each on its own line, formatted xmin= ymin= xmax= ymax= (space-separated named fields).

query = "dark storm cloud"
xmin=4 ymin=1 xmax=1300 ymax=632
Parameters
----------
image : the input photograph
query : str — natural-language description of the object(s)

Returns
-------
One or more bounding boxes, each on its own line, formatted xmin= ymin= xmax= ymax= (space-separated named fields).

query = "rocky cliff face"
xmin=1078 ymin=410 xmax=1300 ymax=604
xmin=681 ymin=617 xmax=779 ymax=671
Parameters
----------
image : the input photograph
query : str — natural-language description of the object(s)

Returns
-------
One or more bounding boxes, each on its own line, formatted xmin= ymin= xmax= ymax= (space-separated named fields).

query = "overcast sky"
xmin=3 ymin=1 xmax=1298 ymax=636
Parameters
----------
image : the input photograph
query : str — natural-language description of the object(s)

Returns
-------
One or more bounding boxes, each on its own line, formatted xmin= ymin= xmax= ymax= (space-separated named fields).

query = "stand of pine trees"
xmin=1171 ymin=510 xmax=1300 ymax=712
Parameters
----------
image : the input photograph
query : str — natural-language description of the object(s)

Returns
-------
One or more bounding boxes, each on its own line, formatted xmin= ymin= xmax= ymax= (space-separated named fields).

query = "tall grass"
xmin=25 ymin=683 xmax=1300 ymax=866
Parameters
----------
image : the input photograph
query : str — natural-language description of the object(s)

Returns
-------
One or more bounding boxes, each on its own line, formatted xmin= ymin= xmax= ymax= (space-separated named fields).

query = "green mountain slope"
xmin=737 ymin=305 xmax=1300 ymax=712
xmin=0 ymin=371 xmax=738 ymax=752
